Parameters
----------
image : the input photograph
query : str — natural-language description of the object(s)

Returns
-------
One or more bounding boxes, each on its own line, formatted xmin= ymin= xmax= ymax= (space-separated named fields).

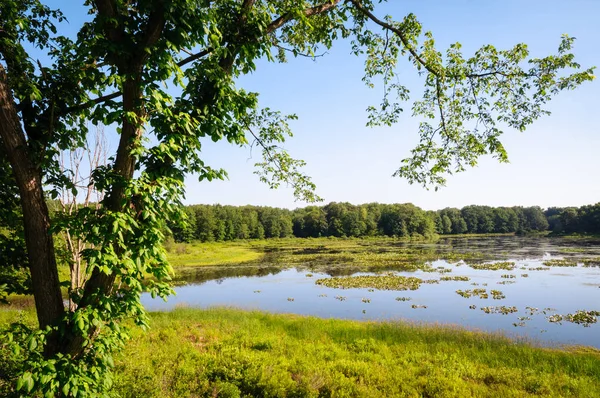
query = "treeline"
xmin=545 ymin=204 xmax=600 ymax=235
xmin=170 ymin=202 xmax=600 ymax=242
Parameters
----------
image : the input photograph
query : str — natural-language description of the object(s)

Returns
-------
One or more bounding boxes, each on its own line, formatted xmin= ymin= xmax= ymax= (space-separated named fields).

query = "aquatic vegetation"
xmin=305 ymin=273 xmax=313 ymax=277
xmin=436 ymin=267 xmax=452 ymax=274
xmin=422 ymin=279 xmax=440 ymax=284
xmin=513 ymin=322 xmax=526 ymax=327
xmin=361 ymin=298 xmax=371 ymax=304
xmin=582 ymin=257 xmax=600 ymax=267
xmin=440 ymin=276 xmax=470 ymax=281
xmin=521 ymin=274 xmax=529 ymax=278
xmin=497 ymin=281 xmax=516 ymax=285
xmin=318 ymin=294 xmax=327 ymax=298
xmin=456 ymin=289 xmax=488 ymax=299
xmin=470 ymin=261 xmax=515 ymax=271
xmin=547 ymin=314 xmax=564 ymax=323
xmin=470 ymin=282 xmax=479 ymax=286
xmin=469 ymin=305 xmax=477 ymax=310
xmin=490 ymin=290 xmax=505 ymax=300
xmin=543 ymin=259 xmax=577 ymax=267
xmin=528 ymin=266 xmax=551 ymax=271
xmin=316 ymin=275 xmax=423 ymax=291
xmin=367 ymin=288 xmax=375 ymax=292
xmin=500 ymin=274 xmax=516 ymax=279
xmin=561 ymin=248 xmax=587 ymax=253
xmin=411 ymin=304 xmax=427 ymax=309
xmin=287 ymin=297 xmax=295 ymax=302
xmin=253 ymin=290 xmax=261 ymax=293
xmin=335 ymin=296 xmax=347 ymax=301
xmin=395 ymin=297 xmax=411 ymax=301
xmin=565 ymin=310 xmax=600 ymax=327
xmin=481 ymin=306 xmax=518 ymax=315
xmin=525 ymin=307 xmax=539 ymax=316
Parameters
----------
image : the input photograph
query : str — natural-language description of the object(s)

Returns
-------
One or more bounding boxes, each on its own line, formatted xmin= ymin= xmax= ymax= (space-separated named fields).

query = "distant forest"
xmin=169 ymin=202 xmax=600 ymax=242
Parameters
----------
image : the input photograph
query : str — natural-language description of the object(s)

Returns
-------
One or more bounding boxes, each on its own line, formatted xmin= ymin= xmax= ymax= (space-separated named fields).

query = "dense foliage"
xmin=0 ymin=0 xmax=594 ymax=395
xmin=545 ymin=203 xmax=600 ymax=235
xmin=171 ymin=201 xmax=600 ymax=242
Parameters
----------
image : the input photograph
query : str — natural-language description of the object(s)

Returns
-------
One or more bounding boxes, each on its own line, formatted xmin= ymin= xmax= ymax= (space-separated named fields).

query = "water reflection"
xmin=143 ymin=237 xmax=600 ymax=348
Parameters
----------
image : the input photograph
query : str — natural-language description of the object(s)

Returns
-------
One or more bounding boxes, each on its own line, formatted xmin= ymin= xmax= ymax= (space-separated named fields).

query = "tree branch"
xmin=349 ymin=0 xmax=440 ymax=76
xmin=267 ymin=0 xmax=342 ymax=33
xmin=92 ymin=0 xmax=124 ymax=44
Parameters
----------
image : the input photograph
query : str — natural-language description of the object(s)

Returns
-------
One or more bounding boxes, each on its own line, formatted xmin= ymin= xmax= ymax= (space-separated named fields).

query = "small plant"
xmin=525 ymin=307 xmax=539 ymax=316
xmin=456 ymin=289 xmax=488 ymax=299
xmin=411 ymin=304 xmax=427 ymax=309
xmin=480 ymin=306 xmax=517 ymax=315
xmin=543 ymin=259 xmax=577 ymax=267
xmin=440 ymin=276 xmax=470 ymax=282
xmin=490 ymin=290 xmax=505 ymax=300
xmin=395 ymin=297 xmax=411 ymax=302
xmin=497 ymin=281 xmax=516 ymax=285
xmin=565 ymin=310 xmax=600 ymax=327
xmin=361 ymin=298 xmax=371 ymax=303
xmin=547 ymin=314 xmax=563 ymax=324
xmin=470 ymin=261 xmax=516 ymax=271
xmin=335 ymin=296 xmax=347 ymax=301
xmin=287 ymin=297 xmax=295 ymax=302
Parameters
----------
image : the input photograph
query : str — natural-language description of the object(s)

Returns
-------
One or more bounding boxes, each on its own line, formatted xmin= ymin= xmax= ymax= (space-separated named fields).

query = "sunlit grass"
xmin=165 ymin=240 xmax=263 ymax=267
xmin=112 ymin=308 xmax=600 ymax=397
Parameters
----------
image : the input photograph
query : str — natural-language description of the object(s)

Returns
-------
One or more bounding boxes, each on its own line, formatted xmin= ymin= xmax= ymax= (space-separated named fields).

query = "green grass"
xmin=112 ymin=308 xmax=600 ymax=397
xmin=165 ymin=241 xmax=263 ymax=267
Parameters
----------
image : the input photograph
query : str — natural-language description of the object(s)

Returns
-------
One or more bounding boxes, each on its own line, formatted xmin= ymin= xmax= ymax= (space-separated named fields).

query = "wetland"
xmin=144 ymin=235 xmax=600 ymax=348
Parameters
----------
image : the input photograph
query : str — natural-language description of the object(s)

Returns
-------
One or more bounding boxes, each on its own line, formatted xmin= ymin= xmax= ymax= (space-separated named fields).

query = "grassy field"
xmin=165 ymin=240 xmax=264 ymax=267
xmin=112 ymin=308 xmax=600 ymax=397
xmin=3 ymin=306 xmax=599 ymax=397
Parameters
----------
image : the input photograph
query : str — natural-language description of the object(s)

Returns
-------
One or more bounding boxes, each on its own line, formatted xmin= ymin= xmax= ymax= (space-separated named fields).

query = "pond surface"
xmin=142 ymin=236 xmax=600 ymax=348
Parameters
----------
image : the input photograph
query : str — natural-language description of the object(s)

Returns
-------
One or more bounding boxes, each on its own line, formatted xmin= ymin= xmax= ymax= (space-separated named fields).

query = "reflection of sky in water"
xmin=142 ymin=239 xmax=600 ymax=348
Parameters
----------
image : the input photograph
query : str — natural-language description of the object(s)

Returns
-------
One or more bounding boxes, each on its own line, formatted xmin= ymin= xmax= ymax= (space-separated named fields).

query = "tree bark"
xmin=0 ymin=65 xmax=65 ymax=352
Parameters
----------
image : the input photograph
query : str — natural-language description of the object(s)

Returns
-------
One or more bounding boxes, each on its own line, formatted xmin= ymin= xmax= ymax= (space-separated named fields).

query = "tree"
xmin=0 ymin=0 xmax=594 ymax=395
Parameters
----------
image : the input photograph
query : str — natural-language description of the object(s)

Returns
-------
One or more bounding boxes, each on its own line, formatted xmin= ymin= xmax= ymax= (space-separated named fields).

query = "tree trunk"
xmin=0 ymin=65 xmax=65 ymax=354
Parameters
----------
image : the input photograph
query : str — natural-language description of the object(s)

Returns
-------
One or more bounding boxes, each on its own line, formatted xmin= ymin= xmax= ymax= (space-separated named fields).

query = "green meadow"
xmin=111 ymin=308 xmax=600 ymax=397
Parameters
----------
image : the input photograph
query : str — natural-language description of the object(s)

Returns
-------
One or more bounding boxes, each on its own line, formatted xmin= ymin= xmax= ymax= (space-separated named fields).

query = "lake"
xmin=142 ymin=236 xmax=600 ymax=348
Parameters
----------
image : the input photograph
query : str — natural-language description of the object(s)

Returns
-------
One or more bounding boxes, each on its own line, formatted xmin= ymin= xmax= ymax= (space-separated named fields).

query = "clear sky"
xmin=46 ymin=1 xmax=600 ymax=210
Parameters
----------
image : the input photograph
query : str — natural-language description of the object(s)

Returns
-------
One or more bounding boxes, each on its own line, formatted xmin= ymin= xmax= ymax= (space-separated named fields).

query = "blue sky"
xmin=46 ymin=1 xmax=600 ymax=210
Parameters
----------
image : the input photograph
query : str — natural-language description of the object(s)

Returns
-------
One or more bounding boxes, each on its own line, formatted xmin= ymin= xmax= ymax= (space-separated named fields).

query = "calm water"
xmin=142 ymin=237 xmax=600 ymax=348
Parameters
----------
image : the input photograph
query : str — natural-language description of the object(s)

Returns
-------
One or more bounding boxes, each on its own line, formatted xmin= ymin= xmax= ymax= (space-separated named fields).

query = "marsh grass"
xmin=111 ymin=308 xmax=600 ymax=397
xmin=166 ymin=241 xmax=263 ymax=267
